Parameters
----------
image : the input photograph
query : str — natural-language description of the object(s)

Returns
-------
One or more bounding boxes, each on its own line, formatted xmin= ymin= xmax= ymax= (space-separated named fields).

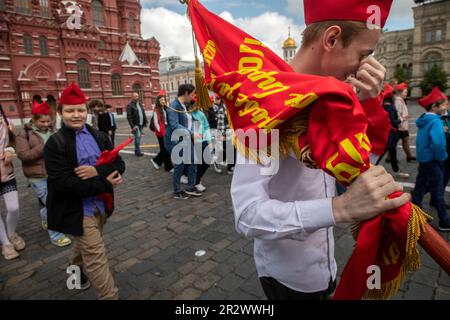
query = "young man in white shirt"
xmin=231 ymin=0 xmax=410 ymax=300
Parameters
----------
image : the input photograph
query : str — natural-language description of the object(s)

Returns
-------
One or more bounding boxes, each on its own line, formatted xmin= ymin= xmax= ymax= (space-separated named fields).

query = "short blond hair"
xmin=302 ymin=20 xmax=368 ymax=48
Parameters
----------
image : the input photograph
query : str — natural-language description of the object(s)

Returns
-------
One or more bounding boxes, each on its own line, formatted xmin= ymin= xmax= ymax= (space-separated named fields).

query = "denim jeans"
xmin=30 ymin=180 xmax=65 ymax=241
xmin=412 ymin=161 xmax=450 ymax=224
xmin=133 ymin=126 xmax=143 ymax=155
xmin=172 ymin=141 xmax=197 ymax=193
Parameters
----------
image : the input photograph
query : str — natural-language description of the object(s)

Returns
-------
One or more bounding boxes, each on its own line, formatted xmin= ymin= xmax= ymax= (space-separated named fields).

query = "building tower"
xmin=283 ymin=26 xmax=297 ymax=63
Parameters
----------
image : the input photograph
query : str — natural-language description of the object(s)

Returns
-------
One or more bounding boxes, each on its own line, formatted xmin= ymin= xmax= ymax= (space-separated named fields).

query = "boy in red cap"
xmin=412 ymin=87 xmax=450 ymax=231
xmin=394 ymin=82 xmax=416 ymax=162
xmin=44 ymin=82 xmax=125 ymax=299
xmin=231 ymin=0 xmax=411 ymax=300
xmin=16 ymin=101 xmax=72 ymax=247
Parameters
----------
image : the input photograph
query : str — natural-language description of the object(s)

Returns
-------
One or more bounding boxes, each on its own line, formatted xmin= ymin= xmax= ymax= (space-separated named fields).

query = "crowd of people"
xmin=0 ymin=76 xmax=448 ymax=300
xmin=147 ymin=84 xmax=236 ymax=199
xmin=383 ymin=82 xmax=450 ymax=231
xmin=0 ymin=80 xmax=238 ymax=298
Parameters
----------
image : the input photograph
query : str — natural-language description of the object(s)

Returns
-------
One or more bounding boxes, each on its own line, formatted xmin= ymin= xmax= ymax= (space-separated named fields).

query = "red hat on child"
xmin=383 ymin=83 xmax=394 ymax=99
xmin=158 ymin=90 xmax=167 ymax=97
xmin=418 ymin=86 xmax=447 ymax=109
xmin=394 ymin=82 xmax=408 ymax=92
xmin=303 ymin=0 xmax=393 ymax=29
xmin=60 ymin=82 xmax=87 ymax=105
xmin=31 ymin=101 xmax=50 ymax=115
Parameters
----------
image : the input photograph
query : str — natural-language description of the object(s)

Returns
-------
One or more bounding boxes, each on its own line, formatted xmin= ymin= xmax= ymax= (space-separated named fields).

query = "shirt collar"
xmin=76 ymin=125 xmax=89 ymax=135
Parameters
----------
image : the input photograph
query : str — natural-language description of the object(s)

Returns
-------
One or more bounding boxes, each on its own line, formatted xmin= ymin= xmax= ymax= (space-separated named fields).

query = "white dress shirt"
xmin=231 ymin=152 xmax=338 ymax=293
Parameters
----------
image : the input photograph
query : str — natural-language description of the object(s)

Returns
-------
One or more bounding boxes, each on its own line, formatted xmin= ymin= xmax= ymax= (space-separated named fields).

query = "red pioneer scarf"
xmin=186 ymin=0 xmax=429 ymax=299
xmin=96 ymin=137 xmax=133 ymax=214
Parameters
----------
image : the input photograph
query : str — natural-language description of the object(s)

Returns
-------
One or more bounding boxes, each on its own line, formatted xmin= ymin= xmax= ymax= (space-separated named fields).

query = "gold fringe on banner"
xmin=194 ymin=57 xmax=212 ymax=112
xmin=363 ymin=205 xmax=432 ymax=300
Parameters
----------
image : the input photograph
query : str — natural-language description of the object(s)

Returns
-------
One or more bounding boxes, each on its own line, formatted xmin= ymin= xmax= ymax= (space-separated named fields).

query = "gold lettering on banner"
xmin=203 ymin=40 xmax=217 ymax=68
xmin=217 ymin=82 xmax=242 ymax=100
xmin=285 ymin=93 xmax=319 ymax=110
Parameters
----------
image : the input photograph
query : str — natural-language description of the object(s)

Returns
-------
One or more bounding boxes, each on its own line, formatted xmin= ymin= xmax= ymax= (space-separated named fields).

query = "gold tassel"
xmin=364 ymin=204 xmax=432 ymax=300
xmin=194 ymin=57 xmax=212 ymax=112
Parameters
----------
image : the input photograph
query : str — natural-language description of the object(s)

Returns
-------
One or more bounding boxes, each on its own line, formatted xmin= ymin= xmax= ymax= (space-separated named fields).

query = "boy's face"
xmin=322 ymin=28 xmax=381 ymax=81
xmin=34 ymin=115 xmax=51 ymax=131
xmin=60 ymin=104 xmax=88 ymax=130
xmin=433 ymin=100 xmax=449 ymax=116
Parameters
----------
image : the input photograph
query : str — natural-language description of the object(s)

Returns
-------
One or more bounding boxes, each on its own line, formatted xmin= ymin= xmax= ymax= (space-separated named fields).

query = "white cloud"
xmin=219 ymin=11 xmax=303 ymax=57
xmin=140 ymin=6 xmax=304 ymax=61
xmin=286 ymin=0 xmax=303 ymax=16
xmin=140 ymin=7 xmax=194 ymax=60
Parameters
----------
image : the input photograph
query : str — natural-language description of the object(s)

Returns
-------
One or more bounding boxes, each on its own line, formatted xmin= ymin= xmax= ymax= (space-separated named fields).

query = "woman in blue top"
xmin=192 ymin=102 xmax=212 ymax=192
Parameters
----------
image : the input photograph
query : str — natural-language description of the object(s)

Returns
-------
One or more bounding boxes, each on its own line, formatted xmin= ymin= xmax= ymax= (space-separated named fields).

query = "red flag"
xmin=96 ymin=137 xmax=133 ymax=213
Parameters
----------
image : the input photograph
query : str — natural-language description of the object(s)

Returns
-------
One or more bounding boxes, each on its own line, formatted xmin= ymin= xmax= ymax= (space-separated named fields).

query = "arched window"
xmin=39 ymin=35 xmax=48 ymax=56
xmin=408 ymin=38 xmax=413 ymax=50
xmin=40 ymin=0 xmax=50 ymax=17
xmin=92 ymin=0 xmax=104 ymax=26
xmin=132 ymin=83 xmax=143 ymax=101
xmin=15 ymin=0 xmax=30 ymax=14
xmin=423 ymin=52 xmax=443 ymax=73
xmin=129 ymin=14 xmax=136 ymax=34
xmin=111 ymin=74 xmax=123 ymax=96
xmin=77 ymin=59 xmax=90 ymax=88
xmin=23 ymin=34 xmax=33 ymax=55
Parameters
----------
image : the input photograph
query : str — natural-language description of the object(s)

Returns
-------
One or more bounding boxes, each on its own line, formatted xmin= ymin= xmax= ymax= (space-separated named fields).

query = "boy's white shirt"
xmin=231 ymin=151 xmax=338 ymax=293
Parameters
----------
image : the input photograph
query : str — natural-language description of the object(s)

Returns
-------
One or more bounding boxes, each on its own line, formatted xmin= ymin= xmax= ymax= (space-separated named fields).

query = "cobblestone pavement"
xmin=0 ymin=102 xmax=449 ymax=300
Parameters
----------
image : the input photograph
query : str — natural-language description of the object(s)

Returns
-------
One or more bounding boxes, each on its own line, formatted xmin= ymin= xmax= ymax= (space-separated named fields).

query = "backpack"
xmin=149 ymin=112 xmax=156 ymax=132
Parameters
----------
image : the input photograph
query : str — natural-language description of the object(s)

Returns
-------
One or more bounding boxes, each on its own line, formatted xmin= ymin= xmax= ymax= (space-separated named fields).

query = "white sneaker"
xmin=213 ymin=162 xmax=222 ymax=174
xmin=150 ymin=159 xmax=160 ymax=170
xmin=180 ymin=175 xmax=188 ymax=184
xmin=195 ymin=183 xmax=206 ymax=192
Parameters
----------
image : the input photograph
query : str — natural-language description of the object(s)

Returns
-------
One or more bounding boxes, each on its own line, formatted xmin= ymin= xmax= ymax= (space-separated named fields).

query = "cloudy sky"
xmin=140 ymin=0 xmax=417 ymax=60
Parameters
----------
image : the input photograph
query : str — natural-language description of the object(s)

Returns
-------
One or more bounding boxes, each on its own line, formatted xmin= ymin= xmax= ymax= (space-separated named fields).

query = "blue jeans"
xmin=412 ymin=161 xmax=450 ymax=224
xmin=172 ymin=142 xmax=197 ymax=193
xmin=133 ymin=126 xmax=143 ymax=155
xmin=30 ymin=180 xmax=66 ymax=241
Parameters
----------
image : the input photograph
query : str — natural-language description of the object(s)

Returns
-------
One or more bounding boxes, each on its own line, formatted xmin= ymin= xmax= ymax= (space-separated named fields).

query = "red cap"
xmin=304 ymin=0 xmax=393 ymax=29
xmin=394 ymin=82 xmax=408 ymax=92
xmin=418 ymin=86 xmax=447 ymax=109
xmin=31 ymin=101 xmax=50 ymax=115
xmin=158 ymin=90 xmax=167 ymax=96
xmin=60 ymin=82 xmax=87 ymax=105
xmin=383 ymin=83 xmax=394 ymax=99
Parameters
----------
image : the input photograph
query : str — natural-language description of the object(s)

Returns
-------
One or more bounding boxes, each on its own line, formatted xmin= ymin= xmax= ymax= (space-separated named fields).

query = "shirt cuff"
xmin=296 ymin=198 xmax=336 ymax=233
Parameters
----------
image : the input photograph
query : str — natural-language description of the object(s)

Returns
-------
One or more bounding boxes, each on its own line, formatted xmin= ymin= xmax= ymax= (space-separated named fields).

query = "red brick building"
xmin=0 ymin=0 xmax=161 ymax=119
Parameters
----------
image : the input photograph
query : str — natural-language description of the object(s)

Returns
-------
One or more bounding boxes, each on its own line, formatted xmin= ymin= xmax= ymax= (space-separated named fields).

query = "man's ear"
xmin=322 ymin=25 xmax=343 ymax=52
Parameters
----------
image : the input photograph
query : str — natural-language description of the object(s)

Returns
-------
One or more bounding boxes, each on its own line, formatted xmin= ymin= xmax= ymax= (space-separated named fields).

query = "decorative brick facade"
xmin=0 ymin=0 xmax=161 ymax=119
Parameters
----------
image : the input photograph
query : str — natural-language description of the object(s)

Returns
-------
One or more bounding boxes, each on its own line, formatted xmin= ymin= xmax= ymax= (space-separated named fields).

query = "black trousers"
xmin=387 ymin=131 xmax=400 ymax=172
xmin=222 ymin=140 xmax=236 ymax=170
xmin=110 ymin=130 xmax=116 ymax=147
xmin=260 ymin=277 xmax=336 ymax=300
xmin=196 ymin=141 xmax=210 ymax=185
xmin=153 ymin=136 xmax=173 ymax=171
